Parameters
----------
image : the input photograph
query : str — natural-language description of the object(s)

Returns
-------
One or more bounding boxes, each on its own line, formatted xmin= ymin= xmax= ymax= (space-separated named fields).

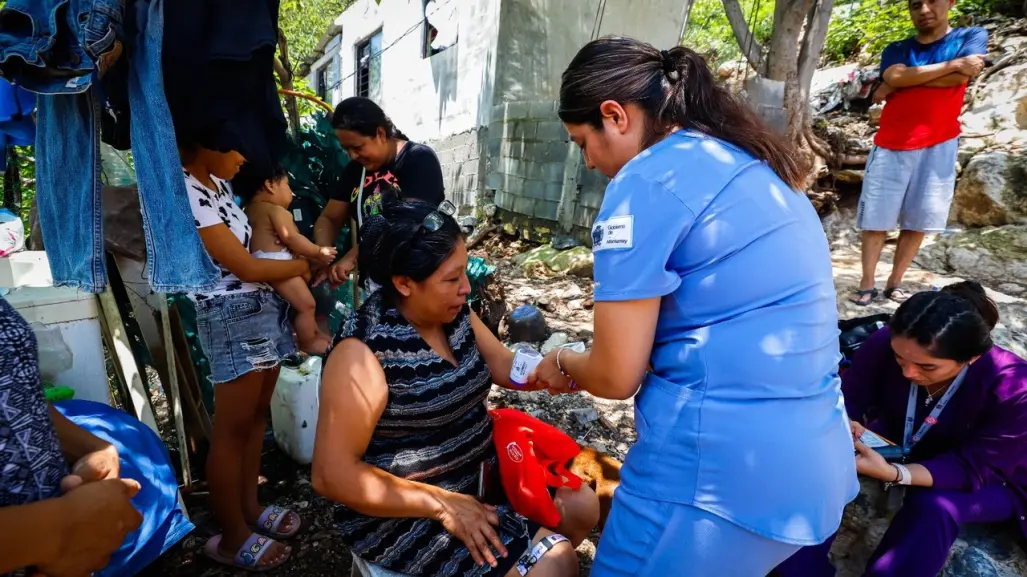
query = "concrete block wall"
xmin=485 ymin=100 xmax=609 ymax=234
xmin=425 ymin=127 xmax=488 ymax=215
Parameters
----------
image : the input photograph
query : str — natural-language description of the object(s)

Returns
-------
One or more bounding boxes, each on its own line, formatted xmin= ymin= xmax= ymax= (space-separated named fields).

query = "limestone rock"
xmin=950 ymin=152 xmax=1027 ymax=227
xmin=549 ymin=247 xmax=594 ymax=278
xmin=962 ymin=62 xmax=1027 ymax=147
xmin=916 ymin=226 xmax=1027 ymax=295
xmin=513 ymin=245 xmax=594 ymax=278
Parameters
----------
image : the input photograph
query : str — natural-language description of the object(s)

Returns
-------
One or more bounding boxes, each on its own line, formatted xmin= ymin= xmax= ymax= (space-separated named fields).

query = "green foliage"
xmin=279 ymin=0 xmax=355 ymax=64
xmin=823 ymin=0 xmax=916 ymax=63
xmin=823 ymin=0 xmax=1007 ymax=64
xmin=684 ymin=0 xmax=1007 ymax=70
xmin=280 ymin=110 xmax=350 ymax=209
xmin=683 ymin=0 xmax=775 ymax=67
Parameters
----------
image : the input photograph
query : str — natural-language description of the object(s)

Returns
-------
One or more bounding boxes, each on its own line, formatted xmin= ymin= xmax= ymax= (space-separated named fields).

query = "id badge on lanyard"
xmin=901 ymin=365 xmax=969 ymax=458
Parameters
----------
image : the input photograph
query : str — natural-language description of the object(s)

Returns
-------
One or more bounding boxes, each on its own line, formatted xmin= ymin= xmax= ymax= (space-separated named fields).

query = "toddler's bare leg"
xmin=271 ymin=277 xmax=329 ymax=354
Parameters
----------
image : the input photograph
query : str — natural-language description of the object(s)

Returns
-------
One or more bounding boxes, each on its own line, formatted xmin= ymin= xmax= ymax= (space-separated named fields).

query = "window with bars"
xmin=355 ymin=30 xmax=382 ymax=101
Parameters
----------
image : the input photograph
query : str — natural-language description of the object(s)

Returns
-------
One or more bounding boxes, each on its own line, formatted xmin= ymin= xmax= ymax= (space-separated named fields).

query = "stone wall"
xmin=425 ymin=128 xmax=488 ymax=214
xmin=485 ymin=101 xmax=609 ymax=238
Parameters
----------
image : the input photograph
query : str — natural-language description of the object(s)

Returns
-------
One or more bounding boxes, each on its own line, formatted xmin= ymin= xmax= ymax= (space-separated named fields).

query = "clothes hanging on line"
xmin=0 ymin=0 xmax=220 ymax=293
xmin=162 ymin=0 xmax=287 ymax=190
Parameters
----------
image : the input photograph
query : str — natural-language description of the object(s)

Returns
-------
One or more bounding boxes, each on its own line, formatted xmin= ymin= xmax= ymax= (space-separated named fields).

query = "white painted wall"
xmin=307 ymin=0 xmax=500 ymax=144
xmin=494 ymin=0 xmax=690 ymax=103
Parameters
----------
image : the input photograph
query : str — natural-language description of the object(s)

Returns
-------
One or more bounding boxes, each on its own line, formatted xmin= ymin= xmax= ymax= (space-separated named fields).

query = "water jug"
xmin=270 ymin=356 xmax=322 ymax=464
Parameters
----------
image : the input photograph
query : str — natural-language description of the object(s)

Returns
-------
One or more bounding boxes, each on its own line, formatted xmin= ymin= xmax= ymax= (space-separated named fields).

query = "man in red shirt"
xmin=852 ymin=0 xmax=987 ymax=305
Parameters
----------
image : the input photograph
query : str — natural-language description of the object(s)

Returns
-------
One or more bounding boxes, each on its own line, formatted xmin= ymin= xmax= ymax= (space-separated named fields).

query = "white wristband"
xmin=894 ymin=463 xmax=912 ymax=486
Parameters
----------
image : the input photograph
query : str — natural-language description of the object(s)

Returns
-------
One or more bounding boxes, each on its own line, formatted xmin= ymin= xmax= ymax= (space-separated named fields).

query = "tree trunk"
xmin=275 ymin=29 xmax=303 ymax=139
xmin=721 ymin=0 xmax=766 ymax=74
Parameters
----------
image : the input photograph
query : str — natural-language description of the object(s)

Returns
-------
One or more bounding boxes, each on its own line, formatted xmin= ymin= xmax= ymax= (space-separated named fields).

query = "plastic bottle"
xmin=270 ymin=356 xmax=323 ymax=465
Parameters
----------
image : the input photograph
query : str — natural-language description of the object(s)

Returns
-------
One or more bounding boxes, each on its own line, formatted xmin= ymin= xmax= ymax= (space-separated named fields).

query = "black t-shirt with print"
xmin=330 ymin=142 xmax=445 ymax=239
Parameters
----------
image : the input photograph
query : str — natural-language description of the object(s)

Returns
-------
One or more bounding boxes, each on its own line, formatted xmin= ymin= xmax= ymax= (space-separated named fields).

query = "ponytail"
xmin=941 ymin=280 xmax=999 ymax=330
xmin=558 ymin=37 xmax=805 ymax=190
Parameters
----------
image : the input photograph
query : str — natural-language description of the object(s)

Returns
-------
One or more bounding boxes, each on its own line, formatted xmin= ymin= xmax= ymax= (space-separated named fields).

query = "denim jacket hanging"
xmin=0 ymin=0 xmax=219 ymax=293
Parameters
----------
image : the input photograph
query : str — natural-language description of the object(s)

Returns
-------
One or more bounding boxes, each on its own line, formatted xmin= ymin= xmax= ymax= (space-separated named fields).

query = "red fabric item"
xmin=874 ymin=85 xmax=966 ymax=151
xmin=489 ymin=408 xmax=582 ymax=527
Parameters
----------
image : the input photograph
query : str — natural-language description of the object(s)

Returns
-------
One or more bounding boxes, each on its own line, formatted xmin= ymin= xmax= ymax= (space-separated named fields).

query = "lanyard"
xmin=902 ymin=365 xmax=968 ymax=455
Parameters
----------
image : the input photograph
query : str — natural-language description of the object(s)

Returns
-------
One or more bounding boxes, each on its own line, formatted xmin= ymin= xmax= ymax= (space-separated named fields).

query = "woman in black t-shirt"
xmin=313 ymin=97 xmax=445 ymax=286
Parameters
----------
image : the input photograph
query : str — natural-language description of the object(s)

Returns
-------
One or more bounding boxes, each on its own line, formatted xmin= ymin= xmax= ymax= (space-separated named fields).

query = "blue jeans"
xmin=0 ymin=0 xmax=119 ymax=94
xmin=29 ymin=0 xmax=220 ymax=293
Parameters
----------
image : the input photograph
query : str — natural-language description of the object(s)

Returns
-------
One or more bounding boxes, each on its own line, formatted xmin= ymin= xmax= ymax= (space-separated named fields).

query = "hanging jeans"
xmin=5 ymin=0 xmax=219 ymax=293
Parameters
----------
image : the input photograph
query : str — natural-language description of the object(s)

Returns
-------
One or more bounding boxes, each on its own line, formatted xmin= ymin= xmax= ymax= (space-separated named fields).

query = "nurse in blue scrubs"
xmin=529 ymin=38 xmax=858 ymax=576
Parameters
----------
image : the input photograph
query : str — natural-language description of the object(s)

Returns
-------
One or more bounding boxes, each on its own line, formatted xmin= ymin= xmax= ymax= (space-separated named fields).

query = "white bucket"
xmin=270 ymin=356 xmax=323 ymax=465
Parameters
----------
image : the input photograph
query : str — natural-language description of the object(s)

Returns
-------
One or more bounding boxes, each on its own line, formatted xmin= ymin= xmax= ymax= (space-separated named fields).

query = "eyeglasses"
xmin=421 ymin=199 xmax=456 ymax=232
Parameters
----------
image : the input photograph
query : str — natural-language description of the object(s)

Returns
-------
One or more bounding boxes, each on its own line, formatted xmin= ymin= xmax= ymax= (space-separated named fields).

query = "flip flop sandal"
xmin=850 ymin=288 xmax=879 ymax=306
xmin=884 ymin=287 xmax=910 ymax=303
xmin=251 ymin=504 xmax=302 ymax=539
xmin=203 ymin=533 xmax=291 ymax=572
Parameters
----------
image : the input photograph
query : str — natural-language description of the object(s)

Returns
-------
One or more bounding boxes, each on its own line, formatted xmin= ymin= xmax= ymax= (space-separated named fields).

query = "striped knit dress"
xmin=330 ymin=291 xmax=532 ymax=576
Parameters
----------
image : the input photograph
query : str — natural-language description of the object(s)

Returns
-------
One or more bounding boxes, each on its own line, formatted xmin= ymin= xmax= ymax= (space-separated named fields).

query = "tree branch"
xmin=275 ymin=28 xmax=302 ymax=139
xmin=721 ymin=0 xmax=766 ymax=74
xmin=797 ymin=0 xmax=835 ymax=95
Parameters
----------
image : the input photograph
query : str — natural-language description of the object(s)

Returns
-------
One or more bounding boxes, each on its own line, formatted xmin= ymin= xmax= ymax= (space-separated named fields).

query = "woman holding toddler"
xmin=180 ymin=141 xmax=335 ymax=571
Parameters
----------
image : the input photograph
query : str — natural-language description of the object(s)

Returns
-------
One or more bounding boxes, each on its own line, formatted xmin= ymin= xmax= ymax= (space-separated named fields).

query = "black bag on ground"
xmin=839 ymin=313 xmax=891 ymax=363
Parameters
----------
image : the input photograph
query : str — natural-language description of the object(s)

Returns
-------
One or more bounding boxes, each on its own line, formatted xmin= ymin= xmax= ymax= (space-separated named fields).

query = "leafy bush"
xmin=683 ymin=0 xmax=774 ymax=67
xmin=823 ymin=0 xmax=916 ymax=63
xmin=684 ymin=0 xmax=1009 ymax=69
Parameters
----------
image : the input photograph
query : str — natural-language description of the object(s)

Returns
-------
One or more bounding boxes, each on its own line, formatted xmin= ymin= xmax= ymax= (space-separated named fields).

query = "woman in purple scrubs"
xmin=778 ymin=281 xmax=1027 ymax=577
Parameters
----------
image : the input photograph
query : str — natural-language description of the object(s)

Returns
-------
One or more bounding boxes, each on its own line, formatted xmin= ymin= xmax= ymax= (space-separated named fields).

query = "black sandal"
xmin=884 ymin=286 xmax=910 ymax=303
xmin=850 ymin=288 xmax=878 ymax=306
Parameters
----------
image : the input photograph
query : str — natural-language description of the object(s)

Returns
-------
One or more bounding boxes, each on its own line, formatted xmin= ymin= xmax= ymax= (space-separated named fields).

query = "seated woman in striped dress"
xmin=312 ymin=197 xmax=600 ymax=577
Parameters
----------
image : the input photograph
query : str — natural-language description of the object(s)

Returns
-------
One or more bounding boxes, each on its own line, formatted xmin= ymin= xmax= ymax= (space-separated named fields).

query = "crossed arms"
xmin=873 ymin=54 xmax=984 ymax=103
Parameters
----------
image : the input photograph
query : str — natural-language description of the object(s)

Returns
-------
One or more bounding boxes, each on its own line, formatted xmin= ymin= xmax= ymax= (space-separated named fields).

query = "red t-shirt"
xmin=874 ymin=28 xmax=988 ymax=151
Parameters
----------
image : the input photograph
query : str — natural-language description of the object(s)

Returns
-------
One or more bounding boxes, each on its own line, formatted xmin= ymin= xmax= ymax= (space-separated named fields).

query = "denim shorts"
xmin=194 ymin=290 xmax=297 ymax=384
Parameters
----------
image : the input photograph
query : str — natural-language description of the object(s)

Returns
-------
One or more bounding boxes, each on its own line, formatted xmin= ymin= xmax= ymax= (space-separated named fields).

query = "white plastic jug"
xmin=270 ymin=356 xmax=322 ymax=465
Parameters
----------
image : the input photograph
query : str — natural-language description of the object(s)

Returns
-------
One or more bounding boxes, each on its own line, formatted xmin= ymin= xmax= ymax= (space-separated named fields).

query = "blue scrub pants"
xmin=591 ymin=489 xmax=802 ymax=577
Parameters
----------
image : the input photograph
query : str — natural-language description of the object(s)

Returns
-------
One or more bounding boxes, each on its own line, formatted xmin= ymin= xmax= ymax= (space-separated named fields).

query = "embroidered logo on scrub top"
xmin=591 ymin=215 xmax=634 ymax=251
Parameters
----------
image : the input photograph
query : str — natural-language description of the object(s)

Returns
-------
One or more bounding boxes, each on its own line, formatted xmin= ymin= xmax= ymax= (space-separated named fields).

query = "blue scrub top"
xmin=591 ymin=130 xmax=858 ymax=545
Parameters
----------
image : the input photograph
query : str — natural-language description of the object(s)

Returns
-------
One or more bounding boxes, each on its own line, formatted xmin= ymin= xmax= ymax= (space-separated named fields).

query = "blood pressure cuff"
xmin=489 ymin=409 xmax=583 ymax=528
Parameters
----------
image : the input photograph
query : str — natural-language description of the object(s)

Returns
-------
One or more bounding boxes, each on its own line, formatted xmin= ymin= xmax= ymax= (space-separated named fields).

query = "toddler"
xmin=245 ymin=167 xmax=337 ymax=354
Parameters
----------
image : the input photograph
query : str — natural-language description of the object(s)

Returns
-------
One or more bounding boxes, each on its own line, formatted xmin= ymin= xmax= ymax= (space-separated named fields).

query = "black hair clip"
xmin=660 ymin=49 xmax=680 ymax=82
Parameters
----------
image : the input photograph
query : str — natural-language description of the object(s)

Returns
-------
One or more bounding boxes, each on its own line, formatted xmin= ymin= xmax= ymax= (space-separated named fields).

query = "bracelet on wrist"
xmin=556 ymin=348 xmax=570 ymax=378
